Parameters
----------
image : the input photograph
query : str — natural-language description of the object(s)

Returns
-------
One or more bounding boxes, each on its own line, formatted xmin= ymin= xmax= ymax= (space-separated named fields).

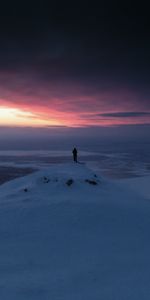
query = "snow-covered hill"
xmin=0 ymin=163 xmax=150 ymax=299
xmin=0 ymin=163 xmax=103 ymax=206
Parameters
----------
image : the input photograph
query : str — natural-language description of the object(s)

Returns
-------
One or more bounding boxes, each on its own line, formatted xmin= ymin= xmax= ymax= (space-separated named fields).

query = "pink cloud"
xmin=0 ymin=70 xmax=150 ymax=127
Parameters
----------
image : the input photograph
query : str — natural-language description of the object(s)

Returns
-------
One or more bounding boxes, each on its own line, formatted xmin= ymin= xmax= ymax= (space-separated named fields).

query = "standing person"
xmin=72 ymin=147 xmax=78 ymax=163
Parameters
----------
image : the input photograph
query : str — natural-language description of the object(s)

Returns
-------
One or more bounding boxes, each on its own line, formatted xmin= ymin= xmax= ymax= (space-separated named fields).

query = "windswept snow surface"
xmin=118 ymin=176 xmax=150 ymax=200
xmin=0 ymin=163 xmax=150 ymax=299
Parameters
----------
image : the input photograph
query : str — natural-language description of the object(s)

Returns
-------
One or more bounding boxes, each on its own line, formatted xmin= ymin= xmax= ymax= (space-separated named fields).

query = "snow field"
xmin=0 ymin=163 xmax=150 ymax=299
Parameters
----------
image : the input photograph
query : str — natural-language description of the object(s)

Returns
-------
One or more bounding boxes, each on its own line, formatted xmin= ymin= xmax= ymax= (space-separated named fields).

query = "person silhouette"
xmin=72 ymin=147 xmax=78 ymax=163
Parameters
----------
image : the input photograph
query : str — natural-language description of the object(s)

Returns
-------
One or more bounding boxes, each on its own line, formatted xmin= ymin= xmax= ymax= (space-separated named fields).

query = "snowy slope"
xmin=0 ymin=163 xmax=150 ymax=300
xmin=118 ymin=175 xmax=150 ymax=200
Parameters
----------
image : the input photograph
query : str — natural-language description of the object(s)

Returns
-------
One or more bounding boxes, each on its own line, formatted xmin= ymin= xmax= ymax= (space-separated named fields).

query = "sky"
xmin=0 ymin=1 xmax=150 ymax=148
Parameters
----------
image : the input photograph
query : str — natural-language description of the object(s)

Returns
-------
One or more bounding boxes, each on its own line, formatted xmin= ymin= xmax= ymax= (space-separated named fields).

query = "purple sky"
xmin=0 ymin=1 xmax=149 ymax=147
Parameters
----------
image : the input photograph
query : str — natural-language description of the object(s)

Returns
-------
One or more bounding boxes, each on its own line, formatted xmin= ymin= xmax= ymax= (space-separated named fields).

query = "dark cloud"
xmin=79 ymin=112 xmax=150 ymax=125
xmin=0 ymin=2 xmax=149 ymax=84
xmin=97 ymin=112 xmax=150 ymax=118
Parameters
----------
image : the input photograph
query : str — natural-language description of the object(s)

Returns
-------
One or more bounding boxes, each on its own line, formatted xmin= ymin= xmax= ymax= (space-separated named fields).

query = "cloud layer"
xmin=0 ymin=2 xmax=149 ymax=127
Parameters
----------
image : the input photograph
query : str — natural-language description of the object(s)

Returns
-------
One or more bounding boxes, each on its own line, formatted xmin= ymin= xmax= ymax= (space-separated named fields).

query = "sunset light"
xmin=0 ymin=107 xmax=63 ymax=127
xmin=0 ymin=104 xmax=149 ymax=128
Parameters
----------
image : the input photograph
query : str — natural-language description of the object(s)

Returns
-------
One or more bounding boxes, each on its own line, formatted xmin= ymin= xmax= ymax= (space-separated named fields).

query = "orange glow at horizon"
xmin=0 ymin=107 xmax=63 ymax=127
xmin=0 ymin=105 xmax=149 ymax=128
